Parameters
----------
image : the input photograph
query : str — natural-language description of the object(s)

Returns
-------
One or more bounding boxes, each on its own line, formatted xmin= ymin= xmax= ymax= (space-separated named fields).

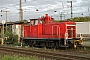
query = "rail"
xmin=0 ymin=46 xmax=90 ymax=60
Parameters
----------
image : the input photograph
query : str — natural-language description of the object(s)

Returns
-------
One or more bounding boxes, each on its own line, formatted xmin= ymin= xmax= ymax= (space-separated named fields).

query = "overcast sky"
xmin=0 ymin=0 xmax=90 ymax=22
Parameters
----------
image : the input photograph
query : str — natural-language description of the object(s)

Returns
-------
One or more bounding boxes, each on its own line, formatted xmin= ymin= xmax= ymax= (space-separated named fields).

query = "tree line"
xmin=54 ymin=16 xmax=90 ymax=22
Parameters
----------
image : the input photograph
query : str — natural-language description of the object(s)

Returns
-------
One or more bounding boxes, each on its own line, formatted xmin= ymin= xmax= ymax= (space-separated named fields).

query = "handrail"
xmin=52 ymin=25 xmax=60 ymax=38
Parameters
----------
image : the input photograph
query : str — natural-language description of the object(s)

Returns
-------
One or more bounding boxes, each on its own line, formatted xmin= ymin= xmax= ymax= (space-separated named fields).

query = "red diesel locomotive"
xmin=23 ymin=14 xmax=83 ymax=48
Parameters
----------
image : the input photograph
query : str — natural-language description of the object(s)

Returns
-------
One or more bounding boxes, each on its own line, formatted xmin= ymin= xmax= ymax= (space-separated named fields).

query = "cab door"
xmin=66 ymin=25 xmax=76 ymax=39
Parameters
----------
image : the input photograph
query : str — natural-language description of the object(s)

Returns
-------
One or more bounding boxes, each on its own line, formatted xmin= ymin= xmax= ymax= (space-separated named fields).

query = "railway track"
xmin=0 ymin=46 xmax=90 ymax=60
